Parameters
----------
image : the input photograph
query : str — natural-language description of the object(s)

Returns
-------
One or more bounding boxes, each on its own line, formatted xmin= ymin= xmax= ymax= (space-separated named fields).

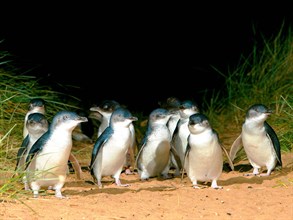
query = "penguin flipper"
xmin=264 ymin=121 xmax=282 ymax=167
xmin=90 ymin=127 xmax=113 ymax=174
xmin=229 ymin=134 xmax=242 ymax=162
xmin=170 ymin=143 xmax=182 ymax=170
xmin=181 ymin=138 xmax=191 ymax=181
xmin=25 ymin=133 xmax=48 ymax=169
xmin=15 ymin=135 xmax=30 ymax=170
xmin=171 ymin=119 xmax=180 ymax=143
xmin=68 ymin=153 xmax=83 ymax=180
xmin=220 ymin=144 xmax=234 ymax=171
xmin=135 ymin=141 xmax=146 ymax=171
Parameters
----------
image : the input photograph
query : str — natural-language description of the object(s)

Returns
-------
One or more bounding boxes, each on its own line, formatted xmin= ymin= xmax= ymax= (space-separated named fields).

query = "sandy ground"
xmin=0 ymin=143 xmax=292 ymax=220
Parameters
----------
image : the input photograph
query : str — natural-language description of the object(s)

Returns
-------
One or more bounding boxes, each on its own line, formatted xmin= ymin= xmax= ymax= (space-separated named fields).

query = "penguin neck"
xmin=49 ymin=127 xmax=73 ymax=148
xmin=244 ymin=120 xmax=265 ymax=133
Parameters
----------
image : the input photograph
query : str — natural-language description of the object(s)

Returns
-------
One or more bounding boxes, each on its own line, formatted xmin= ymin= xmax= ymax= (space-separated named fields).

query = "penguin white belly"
xmin=242 ymin=131 xmax=274 ymax=167
xmin=99 ymin=131 xmax=131 ymax=176
xmin=29 ymin=133 xmax=72 ymax=187
xmin=33 ymin=150 xmax=69 ymax=186
xmin=141 ymin=140 xmax=171 ymax=177
xmin=187 ymin=137 xmax=222 ymax=182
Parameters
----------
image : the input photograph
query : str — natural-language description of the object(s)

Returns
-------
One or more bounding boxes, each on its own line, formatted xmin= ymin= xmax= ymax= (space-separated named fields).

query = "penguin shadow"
xmin=64 ymin=171 xmax=142 ymax=196
xmin=64 ymin=185 xmax=135 ymax=197
xmin=219 ymin=162 xmax=291 ymax=187
xmin=63 ymin=179 xmax=136 ymax=196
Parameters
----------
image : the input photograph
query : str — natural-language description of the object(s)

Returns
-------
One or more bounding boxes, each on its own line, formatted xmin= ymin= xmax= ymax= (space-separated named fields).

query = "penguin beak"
xmin=266 ymin=109 xmax=273 ymax=115
xmin=90 ymin=107 xmax=100 ymax=112
xmin=129 ymin=116 xmax=138 ymax=122
xmin=78 ymin=116 xmax=88 ymax=122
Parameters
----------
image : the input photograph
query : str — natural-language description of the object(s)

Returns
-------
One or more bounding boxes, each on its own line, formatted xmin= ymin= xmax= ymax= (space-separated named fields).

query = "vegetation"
xmin=0 ymin=27 xmax=292 ymax=199
xmin=0 ymin=49 xmax=84 ymax=199
xmin=203 ymin=26 xmax=292 ymax=155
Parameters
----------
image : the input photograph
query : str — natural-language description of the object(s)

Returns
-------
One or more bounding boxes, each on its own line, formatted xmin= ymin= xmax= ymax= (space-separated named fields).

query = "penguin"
xmin=229 ymin=104 xmax=282 ymax=176
xmin=16 ymin=112 xmax=49 ymax=190
xmin=22 ymin=98 xmax=83 ymax=180
xmin=90 ymin=100 xmax=137 ymax=174
xmin=89 ymin=100 xmax=121 ymax=137
xmin=23 ymin=98 xmax=46 ymax=138
xmin=90 ymin=107 xmax=138 ymax=188
xmin=171 ymin=100 xmax=199 ymax=172
xmin=25 ymin=111 xmax=88 ymax=198
xmin=135 ymin=108 xmax=181 ymax=180
xmin=158 ymin=96 xmax=181 ymax=137
xmin=183 ymin=113 xmax=234 ymax=189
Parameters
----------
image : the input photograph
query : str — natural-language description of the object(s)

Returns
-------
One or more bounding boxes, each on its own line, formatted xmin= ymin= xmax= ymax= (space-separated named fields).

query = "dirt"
xmin=0 ymin=142 xmax=292 ymax=220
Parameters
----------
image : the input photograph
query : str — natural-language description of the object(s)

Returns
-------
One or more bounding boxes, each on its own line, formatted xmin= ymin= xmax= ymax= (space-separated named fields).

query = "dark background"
xmin=0 ymin=3 xmax=292 ymax=113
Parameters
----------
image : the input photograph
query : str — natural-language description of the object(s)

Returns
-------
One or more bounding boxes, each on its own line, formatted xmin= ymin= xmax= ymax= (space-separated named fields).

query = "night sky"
xmin=0 ymin=4 xmax=292 ymax=113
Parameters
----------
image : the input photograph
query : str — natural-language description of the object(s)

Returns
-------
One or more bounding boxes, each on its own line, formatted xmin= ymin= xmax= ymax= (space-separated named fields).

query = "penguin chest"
xmin=186 ymin=134 xmax=223 ymax=181
xmin=140 ymin=138 xmax=171 ymax=176
xmin=98 ymin=130 xmax=131 ymax=176
xmin=33 ymin=133 xmax=73 ymax=179
xmin=242 ymin=128 xmax=274 ymax=166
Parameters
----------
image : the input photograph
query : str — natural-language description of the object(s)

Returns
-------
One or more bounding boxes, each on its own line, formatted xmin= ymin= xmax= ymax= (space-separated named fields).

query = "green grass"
xmin=203 ymin=26 xmax=293 ymax=154
xmin=0 ymin=49 xmax=85 ymax=200
xmin=0 ymin=26 xmax=292 ymax=199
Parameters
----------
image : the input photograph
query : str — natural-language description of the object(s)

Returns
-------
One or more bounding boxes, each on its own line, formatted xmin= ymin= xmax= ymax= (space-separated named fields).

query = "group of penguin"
xmin=14 ymin=97 xmax=282 ymax=198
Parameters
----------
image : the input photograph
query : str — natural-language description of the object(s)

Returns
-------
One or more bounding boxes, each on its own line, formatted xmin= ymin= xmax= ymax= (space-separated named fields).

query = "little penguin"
xmin=171 ymin=100 xmax=199 ymax=173
xmin=16 ymin=112 xmax=49 ymax=190
xmin=90 ymin=100 xmax=137 ymax=174
xmin=158 ymin=96 xmax=181 ymax=137
xmin=90 ymin=107 xmax=138 ymax=188
xmin=25 ymin=111 xmax=88 ymax=198
xmin=23 ymin=98 xmax=46 ymax=138
xmin=135 ymin=108 xmax=181 ymax=180
xmin=90 ymin=100 xmax=121 ymax=137
xmin=183 ymin=113 xmax=234 ymax=189
xmin=22 ymin=98 xmax=83 ymax=180
xmin=229 ymin=104 xmax=282 ymax=176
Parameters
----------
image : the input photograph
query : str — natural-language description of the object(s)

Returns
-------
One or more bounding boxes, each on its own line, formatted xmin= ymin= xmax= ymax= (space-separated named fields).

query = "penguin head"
xmin=110 ymin=107 xmax=138 ymax=127
xmin=246 ymin=104 xmax=272 ymax=122
xmin=148 ymin=108 xmax=173 ymax=126
xmin=51 ymin=111 xmax=88 ymax=131
xmin=28 ymin=98 xmax=46 ymax=114
xmin=179 ymin=100 xmax=199 ymax=119
xmin=90 ymin=100 xmax=121 ymax=119
xmin=158 ymin=96 xmax=181 ymax=110
xmin=89 ymin=107 xmax=103 ymax=122
xmin=26 ymin=112 xmax=49 ymax=134
xmin=188 ymin=113 xmax=210 ymax=134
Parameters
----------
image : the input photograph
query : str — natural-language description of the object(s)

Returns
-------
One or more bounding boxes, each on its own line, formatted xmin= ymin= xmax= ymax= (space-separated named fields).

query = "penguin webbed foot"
xmin=211 ymin=180 xmax=223 ymax=189
xmin=33 ymin=192 xmax=39 ymax=198
xmin=259 ymin=169 xmax=273 ymax=177
xmin=115 ymin=179 xmax=130 ymax=187
xmin=94 ymin=180 xmax=103 ymax=189
xmin=244 ymin=167 xmax=260 ymax=176
xmin=192 ymin=184 xmax=207 ymax=189
xmin=55 ymin=193 xmax=68 ymax=199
